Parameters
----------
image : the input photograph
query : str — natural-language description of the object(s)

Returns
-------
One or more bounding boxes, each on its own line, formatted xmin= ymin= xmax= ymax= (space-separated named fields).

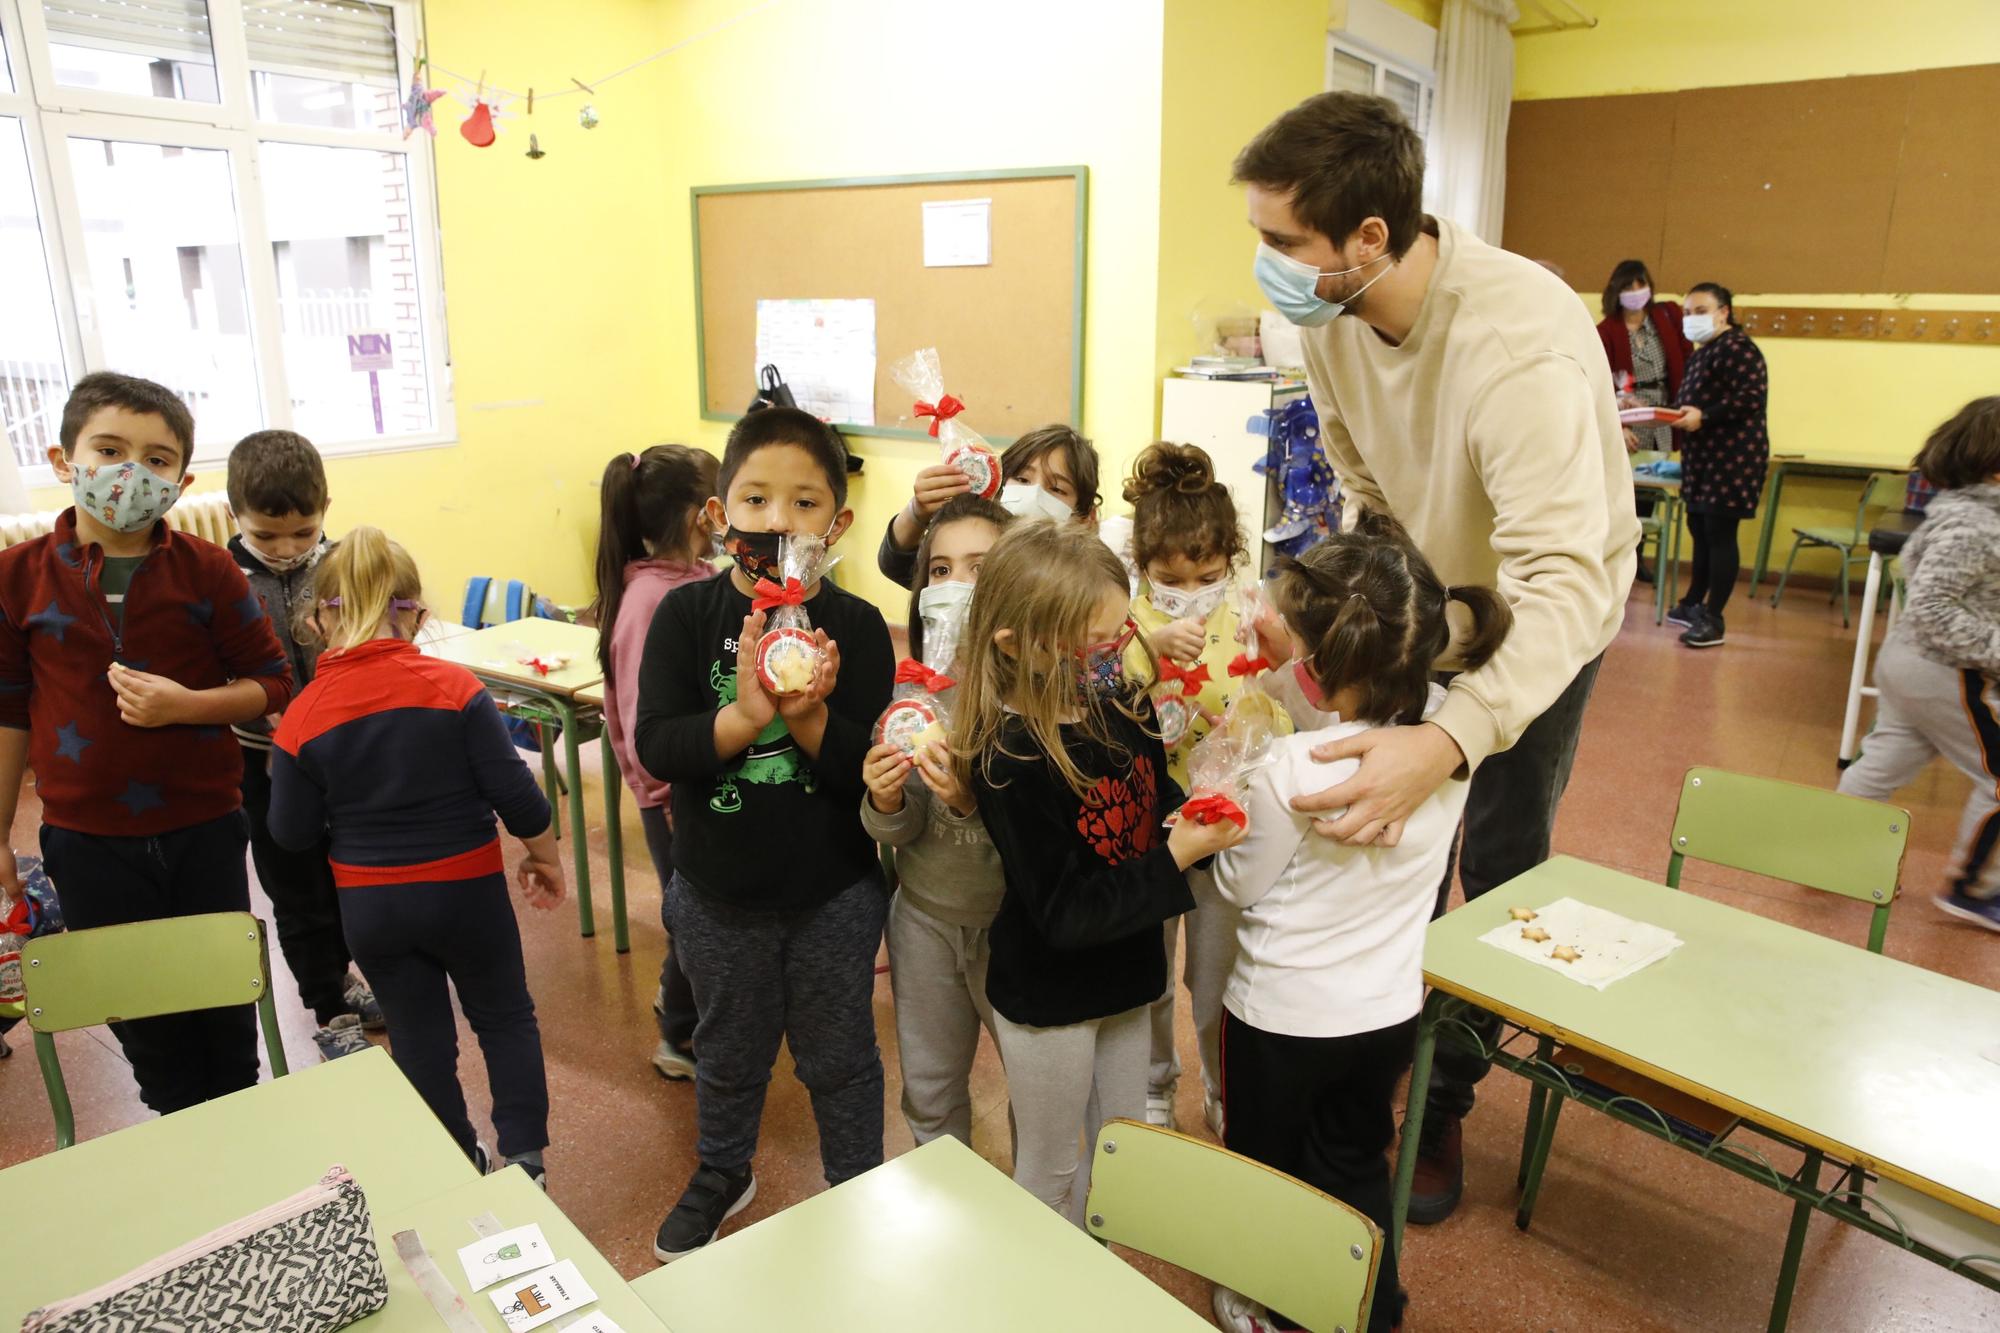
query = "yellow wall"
xmin=1513 ymin=0 xmax=2000 ymax=100
xmin=1154 ymin=1 xmax=1325 ymax=392
xmin=645 ymin=0 xmax=1166 ymax=620
xmin=1515 ymin=1 xmax=2000 ymax=574
xmin=33 ymin=0 xmax=1167 ymax=627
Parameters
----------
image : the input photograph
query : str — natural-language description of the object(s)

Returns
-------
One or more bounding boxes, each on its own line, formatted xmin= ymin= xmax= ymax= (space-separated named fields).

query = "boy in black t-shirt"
xmin=635 ymin=408 xmax=894 ymax=1261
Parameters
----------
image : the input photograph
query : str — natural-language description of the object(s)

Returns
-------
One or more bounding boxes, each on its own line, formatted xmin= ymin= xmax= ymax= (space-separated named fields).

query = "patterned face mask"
xmin=69 ymin=460 xmax=181 ymax=534
xmin=1073 ymin=618 xmax=1138 ymax=703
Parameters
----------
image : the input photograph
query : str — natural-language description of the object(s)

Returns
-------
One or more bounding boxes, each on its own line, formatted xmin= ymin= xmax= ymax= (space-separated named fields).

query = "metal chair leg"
xmin=1768 ymin=1148 xmax=1823 ymax=1332
xmin=1838 ymin=550 xmax=1853 ymax=628
xmin=1770 ymin=538 xmax=1810 ymax=610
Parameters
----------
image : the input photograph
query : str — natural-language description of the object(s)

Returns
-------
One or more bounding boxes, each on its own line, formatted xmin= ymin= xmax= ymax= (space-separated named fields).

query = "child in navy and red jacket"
xmin=0 ymin=372 xmax=294 ymax=1116
xmin=269 ymin=527 xmax=565 ymax=1183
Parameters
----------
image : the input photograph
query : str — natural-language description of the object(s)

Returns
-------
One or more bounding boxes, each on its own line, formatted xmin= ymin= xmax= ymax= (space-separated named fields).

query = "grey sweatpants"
xmin=1146 ymin=866 xmax=1238 ymax=1103
xmin=1839 ymin=637 xmax=2000 ymax=901
xmin=991 ymin=1004 xmax=1148 ymax=1228
xmin=666 ymin=871 xmax=888 ymax=1185
xmin=886 ymin=892 xmax=996 ymax=1147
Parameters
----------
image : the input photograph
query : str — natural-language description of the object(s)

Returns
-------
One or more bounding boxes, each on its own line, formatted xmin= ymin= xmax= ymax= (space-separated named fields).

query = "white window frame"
xmin=1326 ymin=34 xmax=1436 ymax=143
xmin=0 ymin=0 xmax=453 ymax=487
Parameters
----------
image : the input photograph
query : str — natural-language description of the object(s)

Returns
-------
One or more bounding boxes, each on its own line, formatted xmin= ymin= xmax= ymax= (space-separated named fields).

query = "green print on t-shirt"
xmin=706 ymin=658 xmax=814 ymax=814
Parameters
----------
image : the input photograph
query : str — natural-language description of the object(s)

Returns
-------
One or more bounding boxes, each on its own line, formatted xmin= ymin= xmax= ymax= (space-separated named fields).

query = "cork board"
xmin=1661 ymin=73 xmax=1911 ymax=293
xmin=1501 ymin=92 xmax=1676 ymax=286
xmin=693 ymin=168 xmax=1086 ymax=441
xmin=1883 ymin=63 xmax=2000 ymax=292
xmin=1502 ymin=64 xmax=2000 ymax=295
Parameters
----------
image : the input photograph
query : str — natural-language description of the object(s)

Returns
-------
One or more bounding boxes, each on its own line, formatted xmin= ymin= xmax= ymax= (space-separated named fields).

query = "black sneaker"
xmin=654 ymin=1163 xmax=757 ymax=1263
xmin=1681 ymin=608 xmax=1726 ymax=648
xmin=1664 ymin=599 xmax=1700 ymax=628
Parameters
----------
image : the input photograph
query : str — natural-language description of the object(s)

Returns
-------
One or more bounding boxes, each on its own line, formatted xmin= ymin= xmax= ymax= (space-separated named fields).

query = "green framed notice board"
xmin=693 ymin=167 xmax=1087 ymax=443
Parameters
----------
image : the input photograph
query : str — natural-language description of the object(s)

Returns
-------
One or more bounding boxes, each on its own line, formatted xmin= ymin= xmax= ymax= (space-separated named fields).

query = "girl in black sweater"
xmin=954 ymin=520 xmax=1245 ymax=1225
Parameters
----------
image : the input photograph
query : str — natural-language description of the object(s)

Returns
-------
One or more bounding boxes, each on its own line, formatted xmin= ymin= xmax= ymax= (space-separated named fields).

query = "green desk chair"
xmin=1770 ymin=471 xmax=1907 ymax=627
xmin=22 ymin=912 xmax=290 ymax=1149
xmin=1085 ymin=1118 xmax=1380 ymax=1333
xmin=1515 ymin=767 xmax=1909 ymax=1331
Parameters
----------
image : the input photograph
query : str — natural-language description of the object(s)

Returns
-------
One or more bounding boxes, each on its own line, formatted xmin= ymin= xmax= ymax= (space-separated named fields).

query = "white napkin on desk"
xmin=1478 ymin=896 xmax=1683 ymax=991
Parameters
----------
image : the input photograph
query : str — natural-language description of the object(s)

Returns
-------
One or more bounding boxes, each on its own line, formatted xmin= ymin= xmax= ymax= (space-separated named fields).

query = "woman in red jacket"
xmin=1597 ymin=259 xmax=1692 ymax=453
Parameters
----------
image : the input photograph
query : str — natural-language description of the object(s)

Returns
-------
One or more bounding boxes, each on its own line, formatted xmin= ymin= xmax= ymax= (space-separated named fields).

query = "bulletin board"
xmin=693 ymin=167 xmax=1087 ymax=442
xmin=1502 ymin=64 xmax=2000 ymax=295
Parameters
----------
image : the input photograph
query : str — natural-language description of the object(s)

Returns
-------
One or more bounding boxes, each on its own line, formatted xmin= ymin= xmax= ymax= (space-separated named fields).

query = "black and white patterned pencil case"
xmin=23 ymin=1164 xmax=389 ymax=1333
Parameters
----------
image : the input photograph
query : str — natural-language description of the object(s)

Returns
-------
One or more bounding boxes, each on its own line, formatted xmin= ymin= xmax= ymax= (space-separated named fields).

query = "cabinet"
xmin=1160 ymin=376 xmax=1309 ymax=577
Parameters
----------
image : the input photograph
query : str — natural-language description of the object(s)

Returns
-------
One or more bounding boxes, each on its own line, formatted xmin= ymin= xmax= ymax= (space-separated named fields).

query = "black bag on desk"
xmin=746 ymin=364 xmax=797 ymax=414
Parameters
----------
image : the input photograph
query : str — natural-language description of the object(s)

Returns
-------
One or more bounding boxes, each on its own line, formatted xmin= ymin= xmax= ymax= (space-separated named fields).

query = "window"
xmin=1326 ymin=36 xmax=1434 ymax=140
xmin=0 ymin=0 xmax=449 ymax=483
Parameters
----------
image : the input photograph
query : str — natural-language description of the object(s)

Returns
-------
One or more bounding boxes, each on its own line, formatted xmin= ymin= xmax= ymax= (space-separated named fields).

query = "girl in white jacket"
xmin=1209 ymin=512 xmax=1510 ymax=1333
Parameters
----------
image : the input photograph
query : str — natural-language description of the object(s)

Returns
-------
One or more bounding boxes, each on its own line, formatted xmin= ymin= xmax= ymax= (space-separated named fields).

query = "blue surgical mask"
xmin=69 ymin=460 xmax=181 ymax=534
xmin=1682 ymin=313 xmax=1716 ymax=344
xmin=1254 ymin=242 xmax=1393 ymax=327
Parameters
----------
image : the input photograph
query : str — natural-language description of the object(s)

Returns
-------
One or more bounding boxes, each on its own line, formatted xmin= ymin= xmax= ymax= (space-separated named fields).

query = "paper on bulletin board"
xmin=753 ymin=298 xmax=877 ymax=425
xmin=922 ymin=198 xmax=992 ymax=267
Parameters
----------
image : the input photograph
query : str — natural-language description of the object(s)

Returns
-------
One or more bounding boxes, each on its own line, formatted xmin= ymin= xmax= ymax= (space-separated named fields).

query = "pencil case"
xmin=23 ymin=1164 xmax=388 ymax=1333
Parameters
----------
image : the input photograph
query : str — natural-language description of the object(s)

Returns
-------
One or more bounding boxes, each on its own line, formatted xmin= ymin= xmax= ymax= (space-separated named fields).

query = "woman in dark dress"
xmin=1671 ymin=282 xmax=1769 ymax=649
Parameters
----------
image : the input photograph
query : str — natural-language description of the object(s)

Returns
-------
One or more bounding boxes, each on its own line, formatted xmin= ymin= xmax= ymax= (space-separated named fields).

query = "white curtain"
xmin=1424 ymin=0 xmax=1518 ymax=244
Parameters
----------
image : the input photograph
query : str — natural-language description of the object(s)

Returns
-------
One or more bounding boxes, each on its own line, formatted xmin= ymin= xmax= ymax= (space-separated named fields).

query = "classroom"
xmin=0 ymin=0 xmax=1996 ymax=1329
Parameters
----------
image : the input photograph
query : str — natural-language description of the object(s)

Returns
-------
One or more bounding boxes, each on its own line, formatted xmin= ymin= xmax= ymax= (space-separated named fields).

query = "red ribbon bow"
xmin=894 ymin=659 xmax=957 ymax=693
xmin=752 ymin=577 xmax=806 ymax=612
xmin=913 ymin=394 xmax=966 ymax=437
xmin=1180 ymin=792 xmax=1248 ymax=829
xmin=1159 ymin=659 xmax=1211 ymax=697
xmin=1228 ymin=653 xmax=1273 ymax=678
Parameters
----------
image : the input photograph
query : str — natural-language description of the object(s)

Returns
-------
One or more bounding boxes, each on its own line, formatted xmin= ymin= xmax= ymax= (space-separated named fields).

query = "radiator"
xmin=0 ymin=492 xmax=237 ymax=551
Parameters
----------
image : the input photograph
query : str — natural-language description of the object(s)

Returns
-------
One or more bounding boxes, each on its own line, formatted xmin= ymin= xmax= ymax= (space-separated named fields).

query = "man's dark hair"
xmin=1914 ymin=396 xmax=2000 ymax=491
xmin=719 ymin=407 xmax=850 ymax=507
xmin=227 ymin=429 xmax=329 ymax=516
xmin=59 ymin=371 xmax=195 ymax=465
xmin=1232 ymin=91 xmax=1426 ymax=257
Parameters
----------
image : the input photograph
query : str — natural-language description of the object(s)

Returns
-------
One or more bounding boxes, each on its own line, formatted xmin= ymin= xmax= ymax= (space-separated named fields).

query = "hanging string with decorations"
xmin=388 ymin=0 xmax=780 ymax=156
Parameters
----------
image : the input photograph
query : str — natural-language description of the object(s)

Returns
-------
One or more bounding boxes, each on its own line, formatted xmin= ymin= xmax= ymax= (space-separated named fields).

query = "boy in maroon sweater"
xmin=0 ymin=373 xmax=293 ymax=1115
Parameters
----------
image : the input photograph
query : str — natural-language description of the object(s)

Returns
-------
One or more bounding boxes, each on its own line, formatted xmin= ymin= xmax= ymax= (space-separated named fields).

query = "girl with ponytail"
xmin=591 ymin=444 xmax=720 ymax=1081
xmin=270 ymin=527 xmax=564 ymax=1184
xmin=1204 ymin=511 xmax=1510 ymax=1333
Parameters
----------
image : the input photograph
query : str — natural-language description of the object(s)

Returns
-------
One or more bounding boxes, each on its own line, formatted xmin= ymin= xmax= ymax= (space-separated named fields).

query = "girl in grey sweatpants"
xmin=1838 ymin=410 xmax=2000 ymax=930
xmin=862 ymin=773 xmax=1007 ymax=1145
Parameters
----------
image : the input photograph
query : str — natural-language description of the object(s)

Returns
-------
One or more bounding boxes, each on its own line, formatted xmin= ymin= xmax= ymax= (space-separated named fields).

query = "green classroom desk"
xmin=1748 ymin=455 xmax=1912 ymax=593
xmin=1633 ymin=468 xmax=1682 ymax=625
xmin=361 ymin=1168 xmax=669 ymax=1331
xmin=0 ymin=1049 xmax=476 ymax=1328
xmin=1389 ymin=856 xmax=2000 ymax=1329
xmin=632 ymin=1135 xmax=1213 ymax=1332
xmin=427 ymin=618 xmax=631 ymax=952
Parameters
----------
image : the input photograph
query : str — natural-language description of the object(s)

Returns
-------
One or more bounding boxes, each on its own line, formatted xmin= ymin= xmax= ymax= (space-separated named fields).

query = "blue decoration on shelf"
xmin=1248 ymin=396 xmax=1342 ymax=559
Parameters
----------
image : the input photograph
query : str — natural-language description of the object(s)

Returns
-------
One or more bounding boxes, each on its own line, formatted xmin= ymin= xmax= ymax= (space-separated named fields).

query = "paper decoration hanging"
xmin=402 ymin=70 xmax=445 ymax=139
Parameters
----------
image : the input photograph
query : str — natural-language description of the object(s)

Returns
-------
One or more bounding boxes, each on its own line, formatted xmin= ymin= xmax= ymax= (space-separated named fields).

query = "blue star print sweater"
xmin=0 ymin=509 xmax=294 ymax=836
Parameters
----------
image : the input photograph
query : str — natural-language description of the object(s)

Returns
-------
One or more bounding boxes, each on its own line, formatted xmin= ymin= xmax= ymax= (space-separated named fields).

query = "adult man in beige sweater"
xmin=1234 ymin=93 xmax=1638 ymax=1228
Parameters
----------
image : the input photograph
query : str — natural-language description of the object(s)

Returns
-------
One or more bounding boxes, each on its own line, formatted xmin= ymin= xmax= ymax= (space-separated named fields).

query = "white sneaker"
xmin=1213 ymin=1285 xmax=1276 ymax=1333
xmin=1204 ymin=1091 xmax=1225 ymax=1141
xmin=652 ymin=1039 xmax=697 ymax=1081
xmin=1144 ymin=1091 xmax=1177 ymax=1130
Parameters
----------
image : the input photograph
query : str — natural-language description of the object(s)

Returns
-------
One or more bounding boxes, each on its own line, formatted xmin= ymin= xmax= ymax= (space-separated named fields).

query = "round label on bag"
xmin=945 ymin=442 xmax=1003 ymax=500
xmin=876 ymin=697 xmax=944 ymax=758
xmin=756 ymin=627 xmax=820 ymax=696
xmin=1156 ymin=693 xmax=1192 ymax=748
